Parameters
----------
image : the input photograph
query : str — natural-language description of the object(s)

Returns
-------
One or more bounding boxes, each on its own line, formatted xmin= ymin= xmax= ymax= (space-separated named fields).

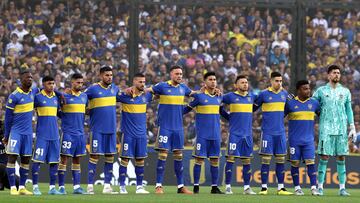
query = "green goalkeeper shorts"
xmin=317 ymin=134 xmax=349 ymax=156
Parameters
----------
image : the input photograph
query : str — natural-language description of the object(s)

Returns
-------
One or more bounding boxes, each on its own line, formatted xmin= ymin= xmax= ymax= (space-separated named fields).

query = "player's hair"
xmin=42 ymin=75 xmax=54 ymax=83
xmin=71 ymin=73 xmax=83 ymax=80
xmin=235 ymin=75 xmax=248 ymax=83
xmin=270 ymin=71 xmax=282 ymax=78
xmin=99 ymin=66 xmax=112 ymax=74
xmin=170 ymin=65 xmax=183 ymax=72
xmin=134 ymin=73 xmax=145 ymax=78
xmin=327 ymin=64 xmax=340 ymax=74
xmin=203 ymin=71 xmax=216 ymax=80
xmin=20 ymin=69 xmax=31 ymax=76
xmin=296 ymin=80 xmax=309 ymax=90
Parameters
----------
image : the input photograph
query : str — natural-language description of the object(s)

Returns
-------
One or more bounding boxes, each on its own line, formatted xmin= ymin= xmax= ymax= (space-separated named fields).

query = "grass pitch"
xmin=0 ymin=184 xmax=359 ymax=203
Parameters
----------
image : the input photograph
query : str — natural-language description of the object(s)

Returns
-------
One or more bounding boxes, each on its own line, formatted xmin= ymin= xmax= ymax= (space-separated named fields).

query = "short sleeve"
xmin=6 ymin=94 xmax=18 ymax=110
xmin=254 ymin=91 xmax=263 ymax=107
xmin=284 ymin=100 xmax=291 ymax=116
xmin=84 ymin=86 xmax=93 ymax=99
xmin=188 ymin=94 xmax=200 ymax=108
xmin=116 ymin=92 xmax=126 ymax=103
xmin=312 ymin=88 xmax=321 ymax=102
xmin=183 ymin=85 xmax=192 ymax=97
xmin=222 ymin=93 xmax=231 ymax=104
xmin=145 ymin=92 xmax=153 ymax=103
xmin=151 ymin=83 xmax=162 ymax=94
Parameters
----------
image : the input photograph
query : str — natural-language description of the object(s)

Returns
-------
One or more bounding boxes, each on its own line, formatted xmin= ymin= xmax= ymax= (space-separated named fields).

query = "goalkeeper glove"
xmin=348 ymin=124 xmax=357 ymax=143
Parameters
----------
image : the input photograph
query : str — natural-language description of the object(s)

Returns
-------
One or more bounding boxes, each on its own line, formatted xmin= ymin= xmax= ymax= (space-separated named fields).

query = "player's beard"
xmin=331 ymin=77 xmax=340 ymax=84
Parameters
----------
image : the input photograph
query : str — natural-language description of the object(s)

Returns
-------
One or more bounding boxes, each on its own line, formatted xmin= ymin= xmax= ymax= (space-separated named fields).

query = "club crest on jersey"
xmin=179 ymin=87 xmax=184 ymax=94
xmin=235 ymin=98 xmax=239 ymax=101
xmin=269 ymin=96 xmax=272 ymax=100
xmin=294 ymin=106 xmax=298 ymax=109
xmin=70 ymin=98 xmax=74 ymax=101
xmin=142 ymin=96 xmax=147 ymax=103
xmin=167 ymin=90 xmax=171 ymax=93
xmin=54 ymin=100 xmax=58 ymax=104
xmin=8 ymin=99 xmax=12 ymax=103
xmin=43 ymin=101 xmax=46 ymax=104
xmin=339 ymin=94 xmax=343 ymax=100
xmin=247 ymin=97 xmax=251 ymax=102
xmin=20 ymin=98 xmax=24 ymax=102
xmin=204 ymin=99 xmax=208 ymax=103
xmin=30 ymin=95 xmax=34 ymax=100
xmin=81 ymin=97 xmax=86 ymax=103
xmin=217 ymin=98 xmax=221 ymax=103
xmin=308 ymin=104 xmax=312 ymax=109
xmin=281 ymin=95 xmax=286 ymax=101
xmin=111 ymin=89 xmax=115 ymax=94
xmin=99 ymin=92 xmax=103 ymax=95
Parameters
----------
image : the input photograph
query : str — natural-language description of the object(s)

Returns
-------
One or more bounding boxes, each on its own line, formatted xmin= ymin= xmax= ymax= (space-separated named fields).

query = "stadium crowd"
xmin=0 ymin=0 xmax=359 ymax=152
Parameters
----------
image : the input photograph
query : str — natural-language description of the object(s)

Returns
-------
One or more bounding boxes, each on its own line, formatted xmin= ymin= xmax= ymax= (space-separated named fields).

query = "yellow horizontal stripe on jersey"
xmin=37 ymin=107 xmax=57 ymax=116
xmin=262 ymin=102 xmax=285 ymax=112
xmin=89 ymin=97 xmax=116 ymax=109
xmin=62 ymin=104 xmax=86 ymax=113
xmin=288 ymin=111 xmax=315 ymax=120
xmin=122 ymin=104 xmax=146 ymax=113
xmin=13 ymin=102 xmax=34 ymax=113
xmin=229 ymin=104 xmax=253 ymax=113
xmin=159 ymin=95 xmax=185 ymax=105
xmin=196 ymin=105 xmax=219 ymax=114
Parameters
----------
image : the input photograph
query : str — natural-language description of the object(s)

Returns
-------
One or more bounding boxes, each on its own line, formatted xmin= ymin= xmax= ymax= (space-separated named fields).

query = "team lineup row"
xmin=2 ymin=64 xmax=356 ymax=196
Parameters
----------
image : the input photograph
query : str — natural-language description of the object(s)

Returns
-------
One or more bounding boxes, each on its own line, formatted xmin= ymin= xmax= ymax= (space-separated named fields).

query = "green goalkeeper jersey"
xmin=312 ymin=83 xmax=354 ymax=137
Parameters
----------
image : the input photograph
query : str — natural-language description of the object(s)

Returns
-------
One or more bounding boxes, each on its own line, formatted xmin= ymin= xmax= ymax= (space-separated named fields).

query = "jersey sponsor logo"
xmin=179 ymin=87 xmax=184 ymax=94
xmin=9 ymin=99 xmax=13 ymax=103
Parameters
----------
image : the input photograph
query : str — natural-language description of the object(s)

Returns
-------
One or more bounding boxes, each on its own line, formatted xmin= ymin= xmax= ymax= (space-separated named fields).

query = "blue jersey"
xmin=285 ymin=97 xmax=320 ymax=145
xmin=34 ymin=90 xmax=60 ymax=141
xmin=222 ymin=91 xmax=255 ymax=137
xmin=5 ymin=87 xmax=39 ymax=136
xmin=60 ymin=91 xmax=88 ymax=136
xmin=85 ymin=83 xmax=119 ymax=134
xmin=151 ymin=81 xmax=192 ymax=130
xmin=254 ymin=87 xmax=288 ymax=136
xmin=187 ymin=91 xmax=222 ymax=140
xmin=117 ymin=91 xmax=153 ymax=138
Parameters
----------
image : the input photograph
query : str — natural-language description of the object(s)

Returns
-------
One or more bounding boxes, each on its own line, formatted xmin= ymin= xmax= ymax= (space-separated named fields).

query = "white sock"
xmin=211 ymin=184 xmax=217 ymax=187
xmin=73 ymin=185 xmax=80 ymax=190
xmin=295 ymin=185 xmax=301 ymax=191
xmin=311 ymin=185 xmax=317 ymax=190
xmin=339 ymin=184 xmax=345 ymax=190
xmin=244 ymin=185 xmax=250 ymax=191
xmin=318 ymin=183 xmax=323 ymax=189
xmin=156 ymin=183 xmax=162 ymax=187
xmin=177 ymin=184 xmax=184 ymax=188
xmin=278 ymin=184 xmax=284 ymax=190
xmin=49 ymin=185 xmax=55 ymax=190
xmin=104 ymin=183 xmax=110 ymax=188
xmin=11 ymin=186 xmax=17 ymax=190
xmin=59 ymin=186 xmax=65 ymax=189
xmin=19 ymin=185 xmax=25 ymax=190
xmin=226 ymin=184 xmax=231 ymax=188
xmin=261 ymin=184 xmax=267 ymax=188
xmin=136 ymin=185 xmax=143 ymax=190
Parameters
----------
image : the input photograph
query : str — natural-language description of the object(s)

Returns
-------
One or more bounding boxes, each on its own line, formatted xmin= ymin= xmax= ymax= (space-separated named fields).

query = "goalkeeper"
xmin=312 ymin=65 xmax=357 ymax=196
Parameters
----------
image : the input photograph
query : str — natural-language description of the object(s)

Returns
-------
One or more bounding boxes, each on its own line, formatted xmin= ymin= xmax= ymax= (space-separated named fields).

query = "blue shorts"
xmin=193 ymin=137 xmax=220 ymax=158
xmin=6 ymin=132 xmax=32 ymax=156
xmin=119 ymin=134 xmax=147 ymax=159
xmin=61 ymin=134 xmax=86 ymax=157
xmin=259 ymin=133 xmax=287 ymax=155
xmin=226 ymin=135 xmax=253 ymax=158
xmin=32 ymin=137 xmax=60 ymax=163
xmin=289 ymin=142 xmax=315 ymax=161
xmin=155 ymin=127 xmax=184 ymax=151
xmin=90 ymin=132 xmax=117 ymax=155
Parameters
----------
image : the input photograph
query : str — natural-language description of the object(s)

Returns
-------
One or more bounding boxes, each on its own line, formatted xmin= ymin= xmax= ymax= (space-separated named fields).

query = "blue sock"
xmin=243 ymin=164 xmax=251 ymax=186
xmin=261 ymin=164 xmax=270 ymax=186
xmin=210 ymin=165 xmax=219 ymax=186
xmin=119 ymin=165 xmax=127 ymax=186
xmin=156 ymin=159 xmax=166 ymax=184
xmin=72 ymin=164 xmax=81 ymax=186
xmin=49 ymin=164 xmax=58 ymax=186
xmin=135 ymin=166 xmax=144 ymax=186
xmin=276 ymin=163 xmax=285 ymax=184
xmin=88 ymin=159 xmax=97 ymax=184
xmin=32 ymin=163 xmax=41 ymax=185
xmin=193 ymin=163 xmax=201 ymax=185
xmin=6 ymin=164 xmax=16 ymax=187
xmin=19 ymin=164 xmax=29 ymax=186
xmin=104 ymin=162 xmax=113 ymax=184
xmin=291 ymin=166 xmax=300 ymax=187
xmin=174 ymin=160 xmax=184 ymax=186
xmin=307 ymin=164 xmax=317 ymax=187
xmin=58 ymin=164 xmax=66 ymax=187
xmin=225 ymin=161 xmax=233 ymax=185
